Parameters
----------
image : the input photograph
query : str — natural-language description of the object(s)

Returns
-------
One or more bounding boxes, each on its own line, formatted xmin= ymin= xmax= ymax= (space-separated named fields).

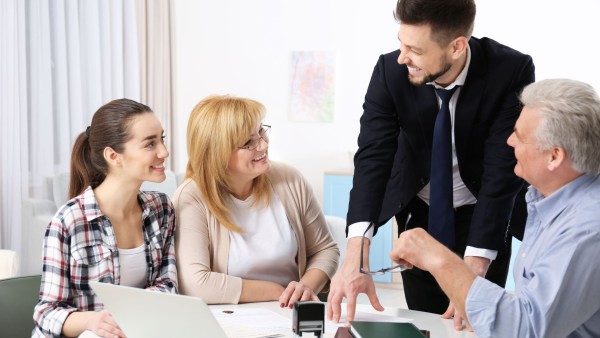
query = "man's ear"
xmin=103 ymin=147 xmax=121 ymax=167
xmin=450 ymin=36 xmax=468 ymax=59
xmin=547 ymin=146 xmax=566 ymax=171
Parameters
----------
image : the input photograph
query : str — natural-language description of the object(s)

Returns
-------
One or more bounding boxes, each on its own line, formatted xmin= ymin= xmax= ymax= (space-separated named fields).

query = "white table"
xmin=81 ymin=301 xmax=478 ymax=338
xmin=209 ymin=301 xmax=478 ymax=338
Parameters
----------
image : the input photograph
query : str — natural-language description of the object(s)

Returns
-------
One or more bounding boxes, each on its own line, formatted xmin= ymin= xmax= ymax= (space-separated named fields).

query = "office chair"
xmin=317 ymin=215 xmax=348 ymax=302
xmin=0 ymin=275 xmax=41 ymax=338
xmin=324 ymin=215 xmax=347 ymax=262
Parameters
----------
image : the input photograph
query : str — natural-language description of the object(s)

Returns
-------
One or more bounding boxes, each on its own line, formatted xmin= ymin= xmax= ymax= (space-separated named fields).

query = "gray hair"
xmin=520 ymin=78 xmax=600 ymax=174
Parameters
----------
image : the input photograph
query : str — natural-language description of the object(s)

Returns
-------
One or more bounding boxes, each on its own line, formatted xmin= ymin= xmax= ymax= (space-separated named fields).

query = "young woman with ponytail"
xmin=32 ymin=98 xmax=177 ymax=338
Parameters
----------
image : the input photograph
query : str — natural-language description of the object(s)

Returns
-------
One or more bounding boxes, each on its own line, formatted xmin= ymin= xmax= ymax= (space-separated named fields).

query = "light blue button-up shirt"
xmin=466 ymin=174 xmax=600 ymax=338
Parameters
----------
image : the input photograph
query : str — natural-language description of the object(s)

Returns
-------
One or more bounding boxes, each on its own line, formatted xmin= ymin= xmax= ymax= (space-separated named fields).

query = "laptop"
xmin=89 ymin=281 xmax=228 ymax=338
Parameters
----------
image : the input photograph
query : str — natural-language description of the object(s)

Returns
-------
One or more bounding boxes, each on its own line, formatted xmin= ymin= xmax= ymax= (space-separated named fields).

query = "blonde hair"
xmin=186 ymin=95 xmax=271 ymax=232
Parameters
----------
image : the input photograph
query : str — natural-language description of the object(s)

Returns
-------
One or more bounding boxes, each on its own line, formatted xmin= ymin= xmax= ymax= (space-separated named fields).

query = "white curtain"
xmin=0 ymin=0 xmax=29 ymax=255
xmin=136 ymin=0 xmax=176 ymax=171
xmin=0 ymin=0 xmax=141 ymax=264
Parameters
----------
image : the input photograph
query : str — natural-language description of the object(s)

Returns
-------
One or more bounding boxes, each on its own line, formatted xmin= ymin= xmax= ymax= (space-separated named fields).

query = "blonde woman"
xmin=174 ymin=95 xmax=339 ymax=306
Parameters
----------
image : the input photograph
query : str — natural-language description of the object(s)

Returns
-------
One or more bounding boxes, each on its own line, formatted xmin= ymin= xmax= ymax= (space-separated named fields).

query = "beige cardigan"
xmin=173 ymin=162 xmax=340 ymax=304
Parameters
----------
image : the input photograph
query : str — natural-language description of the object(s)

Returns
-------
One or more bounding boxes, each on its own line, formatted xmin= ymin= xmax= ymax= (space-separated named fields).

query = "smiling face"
xmin=507 ymin=106 xmax=551 ymax=187
xmin=227 ymin=123 xmax=271 ymax=185
xmin=397 ymin=23 xmax=459 ymax=87
xmin=117 ymin=112 xmax=169 ymax=184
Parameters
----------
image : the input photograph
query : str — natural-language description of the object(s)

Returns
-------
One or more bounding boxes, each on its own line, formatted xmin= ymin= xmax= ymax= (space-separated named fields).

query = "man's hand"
xmin=326 ymin=237 xmax=384 ymax=325
xmin=390 ymin=227 xmax=477 ymax=328
xmin=441 ymin=256 xmax=490 ymax=331
xmin=442 ymin=302 xmax=473 ymax=331
xmin=389 ymin=228 xmax=447 ymax=271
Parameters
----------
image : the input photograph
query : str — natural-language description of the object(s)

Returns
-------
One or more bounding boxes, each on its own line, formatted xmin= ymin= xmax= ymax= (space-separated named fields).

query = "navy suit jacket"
xmin=348 ymin=37 xmax=535 ymax=251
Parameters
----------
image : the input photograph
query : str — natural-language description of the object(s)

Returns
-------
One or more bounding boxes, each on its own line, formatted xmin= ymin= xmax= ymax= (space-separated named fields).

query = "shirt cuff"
xmin=464 ymin=246 xmax=498 ymax=261
xmin=347 ymin=221 xmax=373 ymax=240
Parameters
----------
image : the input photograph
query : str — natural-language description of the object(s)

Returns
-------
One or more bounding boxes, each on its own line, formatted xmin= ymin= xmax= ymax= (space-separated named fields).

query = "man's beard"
xmin=408 ymin=62 xmax=452 ymax=86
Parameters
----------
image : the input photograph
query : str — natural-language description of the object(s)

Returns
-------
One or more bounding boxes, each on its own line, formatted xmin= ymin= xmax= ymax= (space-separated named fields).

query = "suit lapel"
xmin=455 ymin=39 xmax=485 ymax=155
xmin=412 ymin=84 xmax=438 ymax=152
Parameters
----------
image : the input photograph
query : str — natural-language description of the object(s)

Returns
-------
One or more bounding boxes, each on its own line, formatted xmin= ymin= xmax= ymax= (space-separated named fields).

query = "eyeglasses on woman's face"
xmin=239 ymin=124 xmax=271 ymax=151
xmin=359 ymin=222 xmax=407 ymax=275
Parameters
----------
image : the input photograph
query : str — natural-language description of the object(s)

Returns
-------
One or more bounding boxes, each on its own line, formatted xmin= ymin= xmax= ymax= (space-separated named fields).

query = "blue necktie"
xmin=428 ymin=86 xmax=458 ymax=247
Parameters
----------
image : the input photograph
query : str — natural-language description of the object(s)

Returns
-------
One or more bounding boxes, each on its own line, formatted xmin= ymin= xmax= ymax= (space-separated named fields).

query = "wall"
xmin=174 ymin=0 xmax=600 ymax=205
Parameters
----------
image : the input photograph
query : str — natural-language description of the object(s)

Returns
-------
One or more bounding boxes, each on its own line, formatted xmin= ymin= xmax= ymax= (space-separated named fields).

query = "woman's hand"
xmin=279 ymin=281 xmax=318 ymax=308
xmin=85 ymin=309 xmax=127 ymax=338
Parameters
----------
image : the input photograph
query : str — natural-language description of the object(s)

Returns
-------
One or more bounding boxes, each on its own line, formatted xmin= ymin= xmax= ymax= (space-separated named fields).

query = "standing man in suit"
xmin=327 ymin=0 xmax=535 ymax=329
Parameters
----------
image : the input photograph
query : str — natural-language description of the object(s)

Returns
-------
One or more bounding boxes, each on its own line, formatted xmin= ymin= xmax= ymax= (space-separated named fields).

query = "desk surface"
xmin=210 ymin=301 xmax=478 ymax=338
xmin=81 ymin=301 xmax=478 ymax=338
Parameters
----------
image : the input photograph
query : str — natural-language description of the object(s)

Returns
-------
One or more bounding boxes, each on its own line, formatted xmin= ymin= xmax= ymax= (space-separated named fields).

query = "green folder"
xmin=349 ymin=321 xmax=427 ymax=338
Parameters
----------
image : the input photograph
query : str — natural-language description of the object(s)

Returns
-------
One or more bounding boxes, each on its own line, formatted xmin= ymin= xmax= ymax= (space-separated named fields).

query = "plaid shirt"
xmin=33 ymin=187 xmax=177 ymax=337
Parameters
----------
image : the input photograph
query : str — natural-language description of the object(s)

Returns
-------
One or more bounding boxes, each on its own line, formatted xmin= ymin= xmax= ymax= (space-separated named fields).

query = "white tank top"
xmin=118 ymin=244 xmax=147 ymax=288
xmin=227 ymin=192 xmax=299 ymax=286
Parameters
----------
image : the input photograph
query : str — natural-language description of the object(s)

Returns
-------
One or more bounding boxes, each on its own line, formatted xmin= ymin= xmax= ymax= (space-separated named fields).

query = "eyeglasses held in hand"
xmin=239 ymin=124 xmax=271 ymax=151
xmin=359 ymin=222 xmax=407 ymax=275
